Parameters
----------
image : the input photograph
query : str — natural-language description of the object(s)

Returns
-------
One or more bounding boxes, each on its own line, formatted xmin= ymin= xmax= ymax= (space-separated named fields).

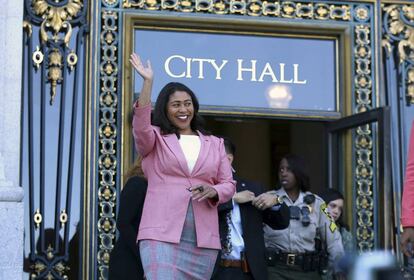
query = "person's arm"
xmin=250 ymin=187 xmax=290 ymax=229
xmin=116 ymin=177 xmax=147 ymax=257
xmin=130 ymin=53 xmax=156 ymax=157
xmin=401 ymin=121 xmax=414 ymax=257
xmin=130 ymin=53 xmax=153 ymax=107
xmin=218 ymin=198 xmax=233 ymax=212
xmin=262 ymin=202 xmax=290 ymax=230
xmin=209 ymin=138 xmax=236 ymax=205
xmin=252 ymin=191 xmax=280 ymax=210
xmin=217 ymin=189 xmax=255 ymax=212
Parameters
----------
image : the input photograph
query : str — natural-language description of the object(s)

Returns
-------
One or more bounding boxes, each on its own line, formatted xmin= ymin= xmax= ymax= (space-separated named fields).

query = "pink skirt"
xmin=139 ymin=202 xmax=219 ymax=279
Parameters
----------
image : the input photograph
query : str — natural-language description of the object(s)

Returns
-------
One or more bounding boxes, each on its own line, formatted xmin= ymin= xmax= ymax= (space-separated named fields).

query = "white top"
xmin=178 ymin=135 xmax=201 ymax=173
xmin=223 ymin=199 xmax=245 ymax=260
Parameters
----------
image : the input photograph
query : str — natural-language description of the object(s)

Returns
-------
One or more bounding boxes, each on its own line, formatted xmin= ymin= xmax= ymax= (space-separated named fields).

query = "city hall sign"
xmin=132 ymin=28 xmax=337 ymax=114
xmin=164 ymin=55 xmax=307 ymax=84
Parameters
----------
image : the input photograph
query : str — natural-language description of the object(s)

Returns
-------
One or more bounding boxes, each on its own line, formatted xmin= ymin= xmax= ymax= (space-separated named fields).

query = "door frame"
xmin=326 ymin=107 xmax=393 ymax=250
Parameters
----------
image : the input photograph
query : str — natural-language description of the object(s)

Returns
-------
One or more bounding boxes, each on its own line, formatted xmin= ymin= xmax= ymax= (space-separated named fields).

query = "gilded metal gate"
xmin=22 ymin=0 xmax=88 ymax=279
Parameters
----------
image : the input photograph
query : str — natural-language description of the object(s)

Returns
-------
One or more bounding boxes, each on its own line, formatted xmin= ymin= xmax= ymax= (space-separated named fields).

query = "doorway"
xmin=204 ymin=116 xmax=327 ymax=195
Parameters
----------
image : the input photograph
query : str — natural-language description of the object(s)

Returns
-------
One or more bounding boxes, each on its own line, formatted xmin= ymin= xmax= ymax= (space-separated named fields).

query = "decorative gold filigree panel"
xmin=383 ymin=4 xmax=414 ymax=105
xmin=123 ymin=0 xmax=351 ymax=20
xmin=353 ymin=18 xmax=375 ymax=251
xmin=97 ymin=9 xmax=119 ymax=280
xmin=30 ymin=0 xmax=83 ymax=105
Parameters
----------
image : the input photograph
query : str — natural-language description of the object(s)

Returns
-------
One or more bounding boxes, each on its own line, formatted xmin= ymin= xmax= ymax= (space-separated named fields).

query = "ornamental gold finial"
xmin=48 ymin=49 xmax=63 ymax=105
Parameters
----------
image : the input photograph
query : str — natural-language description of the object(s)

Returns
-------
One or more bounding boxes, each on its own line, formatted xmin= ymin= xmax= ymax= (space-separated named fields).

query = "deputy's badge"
xmin=320 ymin=203 xmax=338 ymax=233
xmin=329 ymin=221 xmax=337 ymax=233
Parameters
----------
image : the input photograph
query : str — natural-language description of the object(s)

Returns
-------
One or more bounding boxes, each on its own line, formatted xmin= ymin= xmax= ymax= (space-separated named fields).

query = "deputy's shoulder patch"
xmin=329 ymin=221 xmax=337 ymax=233
xmin=320 ymin=203 xmax=338 ymax=233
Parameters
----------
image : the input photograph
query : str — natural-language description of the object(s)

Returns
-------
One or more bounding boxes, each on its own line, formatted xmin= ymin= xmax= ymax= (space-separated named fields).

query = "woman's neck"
xmin=179 ymin=129 xmax=197 ymax=135
xmin=286 ymin=188 xmax=300 ymax=202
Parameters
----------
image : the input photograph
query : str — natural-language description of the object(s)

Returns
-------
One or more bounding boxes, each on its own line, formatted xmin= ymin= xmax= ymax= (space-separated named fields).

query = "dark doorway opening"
xmin=204 ymin=116 xmax=327 ymax=195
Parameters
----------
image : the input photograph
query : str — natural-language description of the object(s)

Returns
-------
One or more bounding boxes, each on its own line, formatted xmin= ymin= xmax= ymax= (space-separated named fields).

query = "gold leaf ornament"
xmin=390 ymin=20 xmax=405 ymax=35
xmin=33 ymin=0 xmax=83 ymax=40
xmin=403 ymin=5 xmax=414 ymax=21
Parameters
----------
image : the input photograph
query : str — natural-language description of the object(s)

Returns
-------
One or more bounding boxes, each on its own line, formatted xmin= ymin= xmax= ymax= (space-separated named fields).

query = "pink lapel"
xmin=162 ymin=132 xmax=211 ymax=177
xmin=190 ymin=132 xmax=211 ymax=176
xmin=163 ymin=133 xmax=191 ymax=176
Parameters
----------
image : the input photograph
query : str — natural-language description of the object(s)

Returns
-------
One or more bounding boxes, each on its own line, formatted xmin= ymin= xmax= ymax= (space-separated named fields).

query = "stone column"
xmin=0 ymin=0 xmax=24 ymax=279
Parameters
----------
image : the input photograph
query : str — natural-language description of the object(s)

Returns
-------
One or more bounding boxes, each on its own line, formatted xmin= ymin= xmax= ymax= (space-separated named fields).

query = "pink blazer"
xmin=402 ymin=121 xmax=414 ymax=227
xmin=132 ymin=104 xmax=236 ymax=249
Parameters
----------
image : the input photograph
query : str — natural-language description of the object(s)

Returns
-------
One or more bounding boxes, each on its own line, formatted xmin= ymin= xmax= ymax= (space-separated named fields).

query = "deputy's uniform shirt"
xmin=264 ymin=188 xmax=344 ymax=266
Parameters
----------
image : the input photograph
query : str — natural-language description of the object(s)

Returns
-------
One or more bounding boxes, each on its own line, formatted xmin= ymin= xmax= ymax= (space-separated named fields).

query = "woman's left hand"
xmin=190 ymin=185 xmax=218 ymax=202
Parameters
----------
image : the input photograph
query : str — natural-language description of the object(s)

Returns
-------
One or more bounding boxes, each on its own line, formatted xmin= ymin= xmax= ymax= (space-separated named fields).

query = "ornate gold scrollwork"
xmin=353 ymin=20 xmax=374 ymax=251
xmin=213 ymin=0 xmax=227 ymax=14
xmin=30 ymin=1 xmax=84 ymax=105
xmin=161 ymin=0 xmax=178 ymax=10
xmin=31 ymin=261 xmax=46 ymax=276
xmin=103 ymin=251 xmax=111 ymax=264
xmin=33 ymin=0 xmax=82 ymax=44
xmin=180 ymin=0 xmax=195 ymax=12
xmin=103 ymin=156 xmax=112 ymax=168
xmin=194 ymin=0 xmax=211 ymax=12
xmin=103 ymin=188 xmax=112 ymax=200
xmin=123 ymin=0 xmax=145 ymax=8
xmin=355 ymin=6 xmax=369 ymax=21
xmin=262 ymin=1 xmax=280 ymax=16
xmin=230 ymin=0 xmax=246 ymax=14
xmin=122 ymin=0 xmax=351 ymax=20
xmin=296 ymin=3 xmax=313 ymax=19
xmin=383 ymin=4 xmax=414 ymax=104
xmin=98 ymin=10 xmax=119 ymax=277
xmin=281 ymin=2 xmax=296 ymax=18
xmin=104 ymin=32 xmax=115 ymax=44
xmin=247 ymin=1 xmax=261 ymax=16
xmin=54 ymin=261 xmax=69 ymax=275
xmin=23 ymin=20 xmax=33 ymax=38
xmin=103 ymin=63 xmax=114 ymax=75
xmin=30 ymin=244 xmax=70 ymax=279
xmin=315 ymin=4 xmax=329 ymax=20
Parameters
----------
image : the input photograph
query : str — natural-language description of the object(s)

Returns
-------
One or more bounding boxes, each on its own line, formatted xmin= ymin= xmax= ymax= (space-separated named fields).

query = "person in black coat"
xmin=109 ymin=158 xmax=147 ymax=280
xmin=212 ymin=137 xmax=290 ymax=280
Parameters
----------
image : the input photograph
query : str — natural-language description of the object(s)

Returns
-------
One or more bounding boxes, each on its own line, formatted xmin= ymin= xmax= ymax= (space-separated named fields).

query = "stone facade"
xmin=0 ymin=0 xmax=24 ymax=279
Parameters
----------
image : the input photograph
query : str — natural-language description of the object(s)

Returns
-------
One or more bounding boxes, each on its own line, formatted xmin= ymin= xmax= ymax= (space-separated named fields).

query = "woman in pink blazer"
xmin=402 ymin=121 xmax=414 ymax=257
xmin=129 ymin=53 xmax=236 ymax=279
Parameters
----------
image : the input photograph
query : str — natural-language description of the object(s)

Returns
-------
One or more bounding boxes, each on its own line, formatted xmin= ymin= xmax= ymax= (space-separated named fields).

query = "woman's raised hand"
xmin=130 ymin=53 xmax=153 ymax=81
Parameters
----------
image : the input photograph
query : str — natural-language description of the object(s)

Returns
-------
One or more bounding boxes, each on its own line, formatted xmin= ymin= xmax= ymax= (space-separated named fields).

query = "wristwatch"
xmin=274 ymin=194 xmax=284 ymax=205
